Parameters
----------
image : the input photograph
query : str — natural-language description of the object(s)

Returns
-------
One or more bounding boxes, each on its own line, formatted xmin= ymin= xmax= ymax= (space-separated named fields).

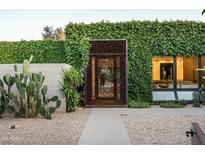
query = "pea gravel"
xmin=0 ymin=108 xmax=91 ymax=145
xmin=120 ymin=106 xmax=205 ymax=145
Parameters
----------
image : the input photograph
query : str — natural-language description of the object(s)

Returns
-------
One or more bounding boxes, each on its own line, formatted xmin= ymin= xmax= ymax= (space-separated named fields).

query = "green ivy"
xmin=0 ymin=40 xmax=66 ymax=63
xmin=65 ymin=37 xmax=90 ymax=71
xmin=1 ymin=20 xmax=205 ymax=102
xmin=65 ymin=20 xmax=205 ymax=101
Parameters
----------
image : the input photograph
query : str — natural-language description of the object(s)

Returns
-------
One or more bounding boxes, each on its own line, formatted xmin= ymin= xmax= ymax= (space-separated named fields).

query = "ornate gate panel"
xmin=86 ymin=40 xmax=128 ymax=106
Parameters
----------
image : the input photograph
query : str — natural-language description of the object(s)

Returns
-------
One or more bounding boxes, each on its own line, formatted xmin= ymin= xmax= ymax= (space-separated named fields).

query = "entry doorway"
xmin=86 ymin=40 xmax=128 ymax=107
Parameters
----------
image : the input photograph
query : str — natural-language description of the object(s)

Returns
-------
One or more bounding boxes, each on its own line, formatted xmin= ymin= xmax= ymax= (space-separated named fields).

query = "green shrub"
xmin=160 ymin=101 xmax=184 ymax=108
xmin=60 ymin=68 xmax=83 ymax=112
xmin=192 ymin=89 xmax=205 ymax=104
xmin=128 ymin=100 xmax=151 ymax=108
xmin=192 ymin=102 xmax=201 ymax=108
xmin=0 ymin=40 xmax=66 ymax=64
xmin=178 ymin=100 xmax=188 ymax=106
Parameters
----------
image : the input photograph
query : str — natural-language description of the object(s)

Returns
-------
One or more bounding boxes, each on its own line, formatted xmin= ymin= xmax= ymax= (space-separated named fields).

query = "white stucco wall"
xmin=0 ymin=63 xmax=71 ymax=113
xmin=152 ymin=91 xmax=194 ymax=101
xmin=177 ymin=91 xmax=194 ymax=100
xmin=152 ymin=91 xmax=176 ymax=101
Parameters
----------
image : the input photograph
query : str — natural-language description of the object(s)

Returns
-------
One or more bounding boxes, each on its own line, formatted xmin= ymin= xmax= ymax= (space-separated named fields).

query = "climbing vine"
xmin=65 ymin=20 xmax=205 ymax=101
xmin=0 ymin=40 xmax=66 ymax=64
xmin=1 ymin=20 xmax=205 ymax=102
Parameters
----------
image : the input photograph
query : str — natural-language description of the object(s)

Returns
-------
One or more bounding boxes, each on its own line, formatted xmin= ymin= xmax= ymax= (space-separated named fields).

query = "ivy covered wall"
xmin=1 ymin=20 xmax=205 ymax=101
xmin=0 ymin=40 xmax=66 ymax=64
xmin=65 ymin=20 xmax=205 ymax=101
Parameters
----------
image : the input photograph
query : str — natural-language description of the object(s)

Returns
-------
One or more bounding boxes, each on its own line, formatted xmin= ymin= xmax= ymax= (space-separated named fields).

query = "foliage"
xmin=0 ymin=40 xmax=66 ymax=64
xmin=65 ymin=37 xmax=91 ymax=71
xmin=65 ymin=20 xmax=205 ymax=101
xmin=1 ymin=56 xmax=61 ymax=119
xmin=128 ymin=100 xmax=151 ymax=108
xmin=192 ymin=88 xmax=205 ymax=103
xmin=192 ymin=66 xmax=205 ymax=104
xmin=1 ymin=20 xmax=205 ymax=102
xmin=178 ymin=100 xmax=188 ymax=106
xmin=160 ymin=101 xmax=185 ymax=108
xmin=79 ymin=37 xmax=91 ymax=72
xmin=192 ymin=102 xmax=201 ymax=108
xmin=60 ymin=68 xmax=83 ymax=112
xmin=42 ymin=25 xmax=56 ymax=39
xmin=42 ymin=26 xmax=64 ymax=40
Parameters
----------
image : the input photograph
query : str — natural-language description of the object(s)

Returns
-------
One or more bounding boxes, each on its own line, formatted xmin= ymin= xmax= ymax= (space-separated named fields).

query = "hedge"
xmin=0 ymin=40 xmax=66 ymax=64
xmin=1 ymin=20 xmax=205 ymax=102
xmin=65 ymin=20 xmax=205 ymax=101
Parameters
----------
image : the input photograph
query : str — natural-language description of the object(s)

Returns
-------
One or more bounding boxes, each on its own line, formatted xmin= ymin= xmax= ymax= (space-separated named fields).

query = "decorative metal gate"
xmin=85 ymin=40 xmax=128 ymax=107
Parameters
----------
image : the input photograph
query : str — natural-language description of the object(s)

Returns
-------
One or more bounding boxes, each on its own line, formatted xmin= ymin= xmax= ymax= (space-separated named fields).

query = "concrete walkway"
xmin=78 ymin=108 xmax=131 ymax=145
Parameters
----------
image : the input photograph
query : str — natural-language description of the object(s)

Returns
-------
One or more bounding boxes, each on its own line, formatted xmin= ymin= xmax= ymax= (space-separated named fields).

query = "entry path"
xmin=78 ymin=108 xmax=131 ymax=145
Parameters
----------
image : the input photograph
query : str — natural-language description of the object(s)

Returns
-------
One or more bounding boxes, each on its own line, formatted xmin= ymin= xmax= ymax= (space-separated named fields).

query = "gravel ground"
xmin=0 ymin=108 xmax=91 ymax=145
xmin=120 ymin=105 xmax=205 ymax=145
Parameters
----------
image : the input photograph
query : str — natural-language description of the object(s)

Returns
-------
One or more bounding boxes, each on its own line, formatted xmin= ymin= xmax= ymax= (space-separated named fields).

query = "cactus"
xmin=1 ymin=55 xmax=61 ymax=119
xmin=23 ymin=55 xmax=33 ymax=77
xmin=3 ymin=74 xmax=15 ymax=93
xmin=0 ymin=75 xmax=16 ymax=118
xmin=39 ymin=85 xmax=61 ymax=119
xmin=32 ymin=72 xmax=45 ymax=116
xmin=9 ymin=56 xmax=45 ymax=118
xmin=0 ymin=79 xmax=8 ymax=118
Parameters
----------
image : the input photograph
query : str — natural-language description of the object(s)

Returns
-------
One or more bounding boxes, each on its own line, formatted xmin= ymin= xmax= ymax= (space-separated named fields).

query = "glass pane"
xmin=116 ymin=57 xmax=121 ymax=100
xmin=176 ymin=56 xmax=198 ymax=88
xmin=97 ymin=58 xmax=114 ymax=98
xmin=152 ymin=56 xmax=174 ymax=89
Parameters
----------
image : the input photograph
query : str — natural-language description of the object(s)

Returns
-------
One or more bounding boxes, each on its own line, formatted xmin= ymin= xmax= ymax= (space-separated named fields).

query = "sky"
xmin=0 ymin=9 xmax=204 ymax=41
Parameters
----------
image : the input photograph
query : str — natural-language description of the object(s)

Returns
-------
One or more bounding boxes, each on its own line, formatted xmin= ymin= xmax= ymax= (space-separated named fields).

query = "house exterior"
xmin=65 ymin=20 xmax=205 ymax=105
xmin=1 ymin=20 xmax=205 ymax=107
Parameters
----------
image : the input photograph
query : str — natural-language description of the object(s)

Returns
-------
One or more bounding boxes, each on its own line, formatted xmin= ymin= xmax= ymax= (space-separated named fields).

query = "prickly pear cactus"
xmin=3 ymin=74 xmax=15 ymax=93
xmin=10 ymin=56 xmax=45 ymax=118
xmin=23 ymin=55 xmax=33 ymax=77
xmin=39 ymin=85 xmax=61 ymax=119
xmin=0 ymin=78 xmax=14 ymax=118
xmin=1 ymin=55 xmax=61 ymax=119
xmin=23 ymin=60 xmax=30 ymax=76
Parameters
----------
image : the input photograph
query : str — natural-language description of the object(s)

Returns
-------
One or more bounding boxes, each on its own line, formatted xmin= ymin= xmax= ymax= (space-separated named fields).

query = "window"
xmin=152 ymin=56 xmax=174 ymax=89
xmin=176 ymin=56 xmax=198 ymax=89
xmin=201 ymin=56 xmax=205 ymax=87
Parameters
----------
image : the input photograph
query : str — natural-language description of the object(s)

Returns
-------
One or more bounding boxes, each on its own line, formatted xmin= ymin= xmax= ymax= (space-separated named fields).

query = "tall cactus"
xmin=23 ymin=55 xmax=33 ymax=77
xmin=9 ymin=55 xmax=44 ymax=118
xmin=1 ymin=55 xmax=61 ymax=119
xmin=32 ymin=72 xmax=45 ymax=116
